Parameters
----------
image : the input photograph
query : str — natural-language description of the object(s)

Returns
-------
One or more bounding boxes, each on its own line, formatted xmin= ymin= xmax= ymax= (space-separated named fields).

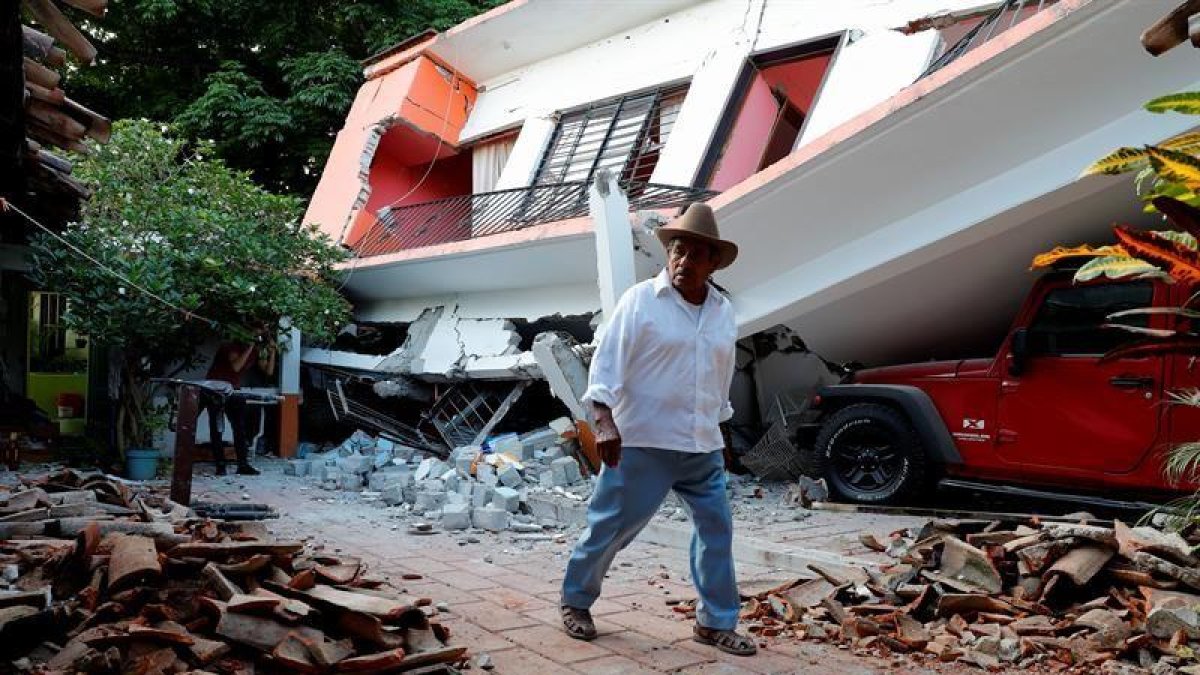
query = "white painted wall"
xmin=796 ymin=30 xmax=941 ymax=148
xmin=462 ymin=0 xmax=992 ymax=188
xmin=354 ymin=282 xmax=600 ymax=325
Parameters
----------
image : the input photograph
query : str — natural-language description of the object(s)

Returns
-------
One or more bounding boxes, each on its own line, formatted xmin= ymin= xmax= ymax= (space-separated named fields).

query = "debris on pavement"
xmin=686 ymin=515 xmax=1200 ymax=672
xmin=0 ymin=467 xmax=466 ymax=673
xmin=290 ymin=423 xmax=596 ymax=533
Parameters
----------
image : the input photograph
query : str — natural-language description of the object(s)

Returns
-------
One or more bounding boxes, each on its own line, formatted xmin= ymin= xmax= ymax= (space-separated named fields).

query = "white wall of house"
xmin=461 ymin=0 xmax=990 ymax=188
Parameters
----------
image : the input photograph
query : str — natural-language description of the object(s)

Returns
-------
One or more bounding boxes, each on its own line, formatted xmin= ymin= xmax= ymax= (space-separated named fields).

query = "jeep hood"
xmin=852 ymin=358 xmax=992 ymax=384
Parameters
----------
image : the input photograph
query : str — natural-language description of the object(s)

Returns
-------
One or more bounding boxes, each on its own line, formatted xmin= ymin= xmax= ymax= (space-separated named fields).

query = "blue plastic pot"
xmin=125 ymin=448 xmax=159 ymax=481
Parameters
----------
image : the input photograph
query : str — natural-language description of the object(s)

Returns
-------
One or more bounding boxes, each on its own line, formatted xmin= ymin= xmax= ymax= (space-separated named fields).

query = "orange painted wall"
xmin=303 ymin=54 xmax=477 ymax=247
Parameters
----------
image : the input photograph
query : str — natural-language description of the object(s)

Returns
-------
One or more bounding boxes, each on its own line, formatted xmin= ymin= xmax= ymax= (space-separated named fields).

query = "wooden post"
xmin=170 ymin=385 xmax=198 ymax=505
xmin=278 ymin=394 xmax=299 ymax=458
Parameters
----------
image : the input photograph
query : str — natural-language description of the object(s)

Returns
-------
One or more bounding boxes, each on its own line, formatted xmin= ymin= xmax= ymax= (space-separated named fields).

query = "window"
xmin=1027 ymin=282 xmax=1154 ymax=356
xmin=533 ymin=84 xmax=688 ymax=189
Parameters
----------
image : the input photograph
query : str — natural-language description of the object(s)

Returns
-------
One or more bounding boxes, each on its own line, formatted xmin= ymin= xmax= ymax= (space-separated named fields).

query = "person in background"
xmin=203 ymin=326 xmax=275 ymax=475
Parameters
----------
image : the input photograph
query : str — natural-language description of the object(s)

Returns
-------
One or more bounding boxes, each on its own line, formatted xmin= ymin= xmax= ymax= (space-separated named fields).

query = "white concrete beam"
xmin=589 ymin=171 xmax=636 ymax=318
xmin=495 ymin=113 xmax=557 ymax=190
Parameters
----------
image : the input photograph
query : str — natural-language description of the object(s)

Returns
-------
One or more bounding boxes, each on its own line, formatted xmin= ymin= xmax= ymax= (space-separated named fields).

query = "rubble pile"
xmin=723 ymin=517 xmax=1200 ymax=673
xmin=0 ymin=469 xmax=465 ymax=673
xmin=288 ymin=420 xmax=595 ymax=533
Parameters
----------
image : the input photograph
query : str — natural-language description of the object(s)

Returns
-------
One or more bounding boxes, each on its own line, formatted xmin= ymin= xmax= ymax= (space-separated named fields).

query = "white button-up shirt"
xmin=582 ymin=270 xmax=737 ymax=453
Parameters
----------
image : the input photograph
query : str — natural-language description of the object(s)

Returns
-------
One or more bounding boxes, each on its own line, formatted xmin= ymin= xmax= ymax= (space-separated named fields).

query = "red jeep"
xmin=801 ymin=270 xmax=1200 ymax=505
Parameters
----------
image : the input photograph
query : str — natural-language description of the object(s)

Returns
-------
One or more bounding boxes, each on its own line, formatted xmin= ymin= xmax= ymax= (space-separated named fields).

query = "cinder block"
xmin=539 ymin=471 xmax=555 ymax=488
xmin=375 ymin=438 xmax=395 ymax=454
xmin=490 ymin=434 xmax=524 ymax=459
xmin=445 ymin=491 xmax=468 ymax=506
xmin=372 ymin=450 xmax=393 ymax=470
xmin=550 ymin=457 xmax=582 ymax=487
xmin=527 ymin=497 xmax=559 ymax=523
xmin=520 ymin=428 xmax=559 ymax=454
xmin=335 ymin=472 xmax=363 ymax=491
xmin=393 ymin=444 xmax=417 ymax=461
xmin=471 ymin=484 xmax=493 ymax=508
xmin=497 ymin=464 xmax=524 ymax=489
xmin=492 ymin=486 xmax=520 ymax=512
xmin=477 ymin=464 xmax=498 ymax=487
xmin=536 ymin=446 xmax=565 ymax=462
xmin=444 ymin=474 xmax=460 ymax=492
xmin=285 ymin=460 xmax=309 ymax=477
xmin=414 ymin=457 xmax=448 ymax=482
xmin=455 ymin=454 xmax=475 ymax=477
xmin=442 ymin=503 xmax=471 ymax=530
xmin=381 ymin=484 xmax=407 ymax=506
xmin=336 ymin=454 xmax=373 ymax=475
xmin=415 ymin=490 xmax=446 ymax=512
xmin=472 ymin=505 xmax=509 ymax=532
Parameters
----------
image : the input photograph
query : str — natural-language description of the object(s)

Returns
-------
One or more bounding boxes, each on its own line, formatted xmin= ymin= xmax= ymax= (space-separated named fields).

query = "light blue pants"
xmin=561 ymin=447 xmax=740 ymax=630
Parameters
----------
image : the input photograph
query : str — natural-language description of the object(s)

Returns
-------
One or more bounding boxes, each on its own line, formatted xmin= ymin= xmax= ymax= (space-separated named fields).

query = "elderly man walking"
xmin=560 ymin=203 xmax=755 ymax=656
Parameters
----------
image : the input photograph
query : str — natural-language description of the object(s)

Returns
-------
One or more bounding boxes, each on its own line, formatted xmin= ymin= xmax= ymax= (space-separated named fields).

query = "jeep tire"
xmin=812 ymin=403 xmax=926 ymax=504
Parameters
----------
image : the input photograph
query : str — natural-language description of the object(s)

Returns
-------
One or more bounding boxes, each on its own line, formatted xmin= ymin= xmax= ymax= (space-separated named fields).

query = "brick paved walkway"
xmin=190 ymin=461 xmax=981 ymax=674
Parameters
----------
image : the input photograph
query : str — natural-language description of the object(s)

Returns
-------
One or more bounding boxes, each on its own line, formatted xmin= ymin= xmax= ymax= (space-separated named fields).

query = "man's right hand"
xmin=593 ymin=404 xmax=622 ymax=468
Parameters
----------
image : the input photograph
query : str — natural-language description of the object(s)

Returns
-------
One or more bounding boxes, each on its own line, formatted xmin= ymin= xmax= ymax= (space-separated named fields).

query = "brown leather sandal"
xmin=693 ymin=625 xmax=757 ymax=656
xmin=561 ymin=605 xmax=597 ymax=641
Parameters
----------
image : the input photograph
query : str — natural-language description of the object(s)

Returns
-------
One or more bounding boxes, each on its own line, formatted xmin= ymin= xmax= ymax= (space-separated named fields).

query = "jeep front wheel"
xmin=814 ymin=403 xmax=925 ymax=504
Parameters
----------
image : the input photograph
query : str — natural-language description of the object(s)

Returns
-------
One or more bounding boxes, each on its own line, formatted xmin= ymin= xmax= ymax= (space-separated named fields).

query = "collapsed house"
xmin=300 ymin=0 xmax=1200 ymax=442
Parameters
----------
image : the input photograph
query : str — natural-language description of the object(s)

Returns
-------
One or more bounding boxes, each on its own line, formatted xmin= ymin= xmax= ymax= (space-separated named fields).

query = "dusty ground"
xmin=183 ymin=459 xmax=1019 ymax=675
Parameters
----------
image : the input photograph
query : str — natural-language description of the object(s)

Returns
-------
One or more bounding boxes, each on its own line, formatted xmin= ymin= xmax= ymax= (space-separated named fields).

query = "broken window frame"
xmin=532 ymin=82 xmax=690 ymax=197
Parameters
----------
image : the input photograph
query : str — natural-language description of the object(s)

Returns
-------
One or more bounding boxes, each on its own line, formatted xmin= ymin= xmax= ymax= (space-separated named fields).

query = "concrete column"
xmin=589 ymin=170 xmax=635 ymax=318
xmin=649 ymin=41 xmax=752 ymax=187
xmin=494 ymin=112 xmax=557 ymax=190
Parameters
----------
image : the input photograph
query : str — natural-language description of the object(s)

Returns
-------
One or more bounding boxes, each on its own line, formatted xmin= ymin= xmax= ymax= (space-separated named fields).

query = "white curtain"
xmin=472 ymin=136 xmax=516 ymax=194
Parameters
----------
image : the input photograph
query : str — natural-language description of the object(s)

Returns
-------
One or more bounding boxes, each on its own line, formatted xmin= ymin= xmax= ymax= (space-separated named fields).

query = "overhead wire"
xmin=6 ymin=201 xmax=222 ymax=328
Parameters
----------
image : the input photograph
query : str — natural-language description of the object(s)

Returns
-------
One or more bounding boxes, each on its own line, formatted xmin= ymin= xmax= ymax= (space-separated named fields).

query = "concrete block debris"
xmin=442 ymin=503 xmax=471 ymax=530
xmin=550 ymin=457 xmax=582 ymax=487
xmin=497 ymin=464 xmax=523 ymax=489
xmin=284 ymin=460 xmax=310 ymax=477
xmin=491 ymin=487 xmax=520 ymax=513
xmin=472 ymin=505 xmax=509 ymax=532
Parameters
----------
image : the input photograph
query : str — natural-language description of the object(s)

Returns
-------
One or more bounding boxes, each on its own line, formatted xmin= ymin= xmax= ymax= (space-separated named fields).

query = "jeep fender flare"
xmin=816 ymin=384 xmax=962 ymax=466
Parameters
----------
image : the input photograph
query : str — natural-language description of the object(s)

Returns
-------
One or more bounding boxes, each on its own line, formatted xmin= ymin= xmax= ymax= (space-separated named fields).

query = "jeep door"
xmin=996 ymin=280 xmax=1164 ymax=474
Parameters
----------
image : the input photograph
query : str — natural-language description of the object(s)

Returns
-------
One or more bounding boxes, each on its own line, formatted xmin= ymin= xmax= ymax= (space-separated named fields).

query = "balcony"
xmin=920 ymin=0 xmax=1058 ymax=79
xmin=352 ymin=180 xmax=717 ymax=257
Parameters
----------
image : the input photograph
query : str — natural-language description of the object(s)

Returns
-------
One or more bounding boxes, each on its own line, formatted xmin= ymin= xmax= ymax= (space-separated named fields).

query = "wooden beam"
xmin=59 ymin=0 xmax=107 ymax=18
xmin=21 ymin=0 xmax=96 ymax=64
xmin=25 ymin=81 xmax=65 ymax=106
xmin=21 ymin=26 xmax=65 ymax=68
xmin=62 ymin=96 xmax=109 ymax=142
xmin=27 ymin=100 xmax=86 ymax=140
xmin=22 ymin=56 xmax=60 ymax=88
xmin=1142 ymin=0 xmax=1200 ymax=56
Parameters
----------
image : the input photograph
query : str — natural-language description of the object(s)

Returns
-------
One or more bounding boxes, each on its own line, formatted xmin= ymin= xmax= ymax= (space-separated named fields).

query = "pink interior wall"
xmin=348 ymin=143 xmax=472 ymax=254
xmin=708 ymin=74 xmax=779 ymax=192
xmin=760 ymin=52 xmax=833 ymax=115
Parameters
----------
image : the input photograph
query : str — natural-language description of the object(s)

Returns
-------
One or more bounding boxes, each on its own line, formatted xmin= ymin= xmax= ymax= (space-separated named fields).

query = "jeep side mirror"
xmin=1009 ymin=328 xmax=1029 ymax=377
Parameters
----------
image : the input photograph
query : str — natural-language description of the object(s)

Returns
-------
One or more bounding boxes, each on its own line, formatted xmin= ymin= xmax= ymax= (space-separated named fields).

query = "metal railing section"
xmin=920 ymin=0 xmax=1056 ymax=80
xmin=356 ymin=180 xmax=716 ymax=258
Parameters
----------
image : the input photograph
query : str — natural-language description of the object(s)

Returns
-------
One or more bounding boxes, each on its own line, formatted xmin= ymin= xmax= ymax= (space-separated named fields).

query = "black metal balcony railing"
xmin=355 ymin=180 xmax=716 ymax=257
xmin=920 ymin=0 xmax=1056 ymax=79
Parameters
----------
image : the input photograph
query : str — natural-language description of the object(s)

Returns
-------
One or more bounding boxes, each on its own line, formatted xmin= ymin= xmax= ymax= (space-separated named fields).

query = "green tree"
xmin=64 ymin=1 xmax=500 ymax=195
xmin=30 ymin=120 xmax=352 ymax=454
